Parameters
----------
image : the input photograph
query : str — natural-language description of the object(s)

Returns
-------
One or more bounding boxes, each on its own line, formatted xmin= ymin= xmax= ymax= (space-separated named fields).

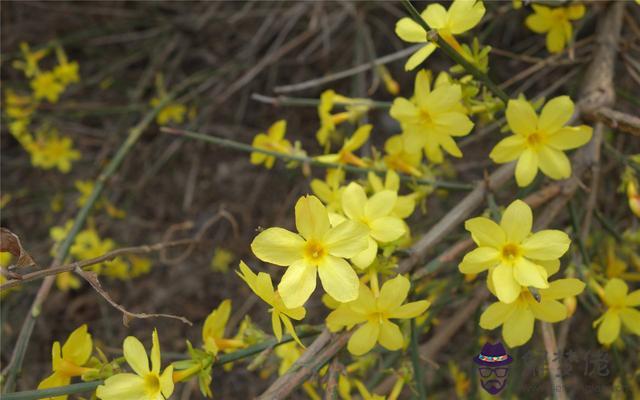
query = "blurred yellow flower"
xmin=316 ymin=124 xmax=371 ymax=168
xmin=274 ymin=342 xmax=302 ymax=375
xmin=383 ymin=134 xmax=422 ymax=177
xmin=250 ymin=120 xmax=292 ymax=169
xmin=38 ymin=325 xmax=96 ymax=400
xmin=490 ymin=96 xmax=592 ymax=187
xmin=327 ymin=275 xmax=430 ymax=356
xmin=31 ymin=72 xmax=65 ymax=103
xmin=459 ymin=200 xmax=570 ymax=303
xmin=70 ymin=229 xmax=115 ymax=273
xmin=150 ymin=97 xmax=187 ymax=125
xmin=627 ymin=181 xmax=640 ymax=217
xmin=480 ymin=278 xmax=585 ymax=347
xmin=26 ymin=129 xmax=81 ymax=173
xmin=395 ymin=0 xmax=486 ymax=70
xmin=210 ymin=247 xmax=234 ymax=273
xmin=310 ymin=169 xmax=345 ymax=213
xmin=251 ymin=195 xmax=367 ymax=307
xmin=525 ymin=4 xmax=585 ymax=53
xmin=56 ymin=271 xmax=81 ymax=293
xmin=390 ymin=70 xmax=473 ymax=163
xmin=13 ymin=42 xmax=47 ymax=78
xmin=593 ymin=278 xmax=640 ymax=345
xmin=237 ymin=261 xmax=306 ymax=345
xmin=202 ymin=300 xmax=245 ymax=355
xmin=316 ymin=90 xmax=370 ymax=149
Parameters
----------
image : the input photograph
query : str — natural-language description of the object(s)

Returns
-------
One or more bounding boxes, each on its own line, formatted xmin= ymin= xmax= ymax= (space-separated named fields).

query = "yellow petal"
xmin=414 ymin=70 xmax=432 ymax=106
xmin=378 ymin=320 xmax=404 ymax=351
xmin=404 ymin=43 xmax=437 ymax=71
xmin=278 ymin=260 xmax=317 ymax=308
xmin=479 ymin=301 xmax=516 ymax=329
xmin=448 ymin=0 xmax=486 ymax=34
xmin=529 ymin=299 xmax=567 ymax=322
xmin=377 ymin=275 xmax=410 ymax=312
xmin=425 ymin=84 xmax=462 ymax=114
xmin=506 ymin=99 xmax=537 ymax=136
xmin=151 ymin=329 xmax=161 ymax=374
xmin=38 ymin=372 xmax=70 ymax=400
xmin=490 ymin=135 xmax=526 ymax=163
xmin=604 ymin=278 xmax=628 ymax=306
xmin=501 ymin=199 xmax=532 ymax=243
xmin=459 ymin=247 xmax=500 ymax=274
xmin=342 ymin=182 xmax=367 ymax=220
xmin=393 ymin=195 xmax=416 ymax=219
xmin=318 ymin=255 xmax=359 ymax=303
xmin=203 ymin=300 xmax=232 ymax=344
xmin=389 ymin=300 xmax=430 ymax=319
xmin=465 ymin=217 xmax=505 ymax=248
xmin=324 ymin=220 xmax=368 ymax=258
xmin=626 ymin=290 xmax=640 ymax=307
xmin=123 ymin=336 xmax=149 ymax=376
xmin=525 ymin=13 xmax=552 ymax=33
xmin=272 ymin=310 xmax=283 ymax=341
xmin=424 ymin=137 xmax=444 ymax=163
xmin=237 ymin=261 xmax=258 ymax=293
xmin=347 ymin=322 xmax=380 ymax=356
xmin=326 ymin=306 xmax=368 ymax=331
xmin=365 ymin=190 xmax=396 ymax=220
xmin=538 ymin=96 xmax=574 ymax=133
xmin=438 ymin=133 xmax=463 ymax=158
xmin=536 ymin=258 xmax=560 ymax=277
xmin=96 ymin=373 xmax=147 ymax=400
xmin=251 ymin=228 xmax=305 ymax=266
xmin=434 ymin=113 xmax=473 ymax=138
xmin=390 ymin=98 xmax=418 ymax=122
xmin=343 ymin=124 xmax=372 ymax=152
xmin=513 ymin=257 xmax=549 ymax=289
xmin=62 ymin=324 xmax=92 ymax=366
xmin=492 ymin=263 xmax=521 ymax=304
xmin=566 ymin=4 xmax=585 ymax=20
xmin=395 ymin=17 xmax=426 ymax=43
xmin=268 ymin=120 xmax=287 ymax=140
xmin=502 ymin=307 xmax=535 ymax=347
xmin=546 ymin=26 xmax=565 ymax=53
xmin=521 ymin=230 xmax=570 ymax=260
xmin=515 ymin=148 xmax=539 ymax=187
xmin=539 ymin=278 xmax=585 ymax=300
xmin=295 ymin=195 xmax=330 ymax=240
xmin=351 ymin=236 xmax=378 ymax=269
xmin=620 ymin=308 xmax=640 ymax=335
xmin=422 ymin=3 xmax=448 ymax=29
xmin=255 ymin=272 xmax=276 ymax=305
xmin=160 ymin=365 xmax=174 ymax=398
xmin=546 ymin=126 xmax=592 ymax=150
xmin=597 ymin=311 xmax=620 ymax=344
xmin=280 ymin=314 xmax=304 ymax=346
xmin=538 ymin=146 xmax=571 ymax=180
xmin=370 ymin=216 xmax=406 ymax=243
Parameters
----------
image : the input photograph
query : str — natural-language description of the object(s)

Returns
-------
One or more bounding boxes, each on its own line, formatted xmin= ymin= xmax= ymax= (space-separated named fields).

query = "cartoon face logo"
xmin=473 ymin=341 xmax=513 ymax=395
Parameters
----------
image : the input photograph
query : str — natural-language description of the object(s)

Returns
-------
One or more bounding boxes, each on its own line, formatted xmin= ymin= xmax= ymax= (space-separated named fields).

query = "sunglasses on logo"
xmin=479 ymin=367 xmax=508 ymax=378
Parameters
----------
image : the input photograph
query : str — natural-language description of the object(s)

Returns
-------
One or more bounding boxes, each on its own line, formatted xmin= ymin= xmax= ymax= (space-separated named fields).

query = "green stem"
xmin=162 ymin=127 xmax=474 ymax=191
xmin=401 ymin=0 xmax=510 ymax=104
xmin=2 ymin=327 xmax=321 ymax=400
xmin=410 ymin=319 xmax=427 ymax=400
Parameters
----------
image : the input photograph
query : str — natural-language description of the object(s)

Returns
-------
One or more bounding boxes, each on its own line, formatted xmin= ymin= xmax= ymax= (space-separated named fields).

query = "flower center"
xmin=501 ymin=243 xmax=521 ymax=261
xmin=144 ymin=373 xmax=161 ymax=395
xmin=419 ymin=108 xmax=433 ymax=125
xmin=526 ymin=132 xmax=544 ymax=147
xmin=304 ymin=240 xmax=326 ymax=262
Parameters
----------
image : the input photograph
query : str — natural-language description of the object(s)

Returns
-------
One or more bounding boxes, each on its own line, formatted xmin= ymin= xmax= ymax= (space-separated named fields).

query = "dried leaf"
xmin=0 ymin=227 xmax=36 ymax=269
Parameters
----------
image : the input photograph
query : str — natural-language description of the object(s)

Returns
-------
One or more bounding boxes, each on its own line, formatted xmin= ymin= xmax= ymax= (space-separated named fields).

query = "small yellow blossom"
xmin=367 ymin=170 xmax=416 ymax=219
xmin=129 ymin=255 xmax=152 ymax=278
xmin=490 ymin=96 xmax=592 ymax=187
xmin=251 ymin=195 xmax=367 ymax=308
xmin=96 ymin=330 xmax=174 ymax=400
xmin=53 ymin=47 xmax=80 ymax=86
xmin=316 ymin=125 xmax=372 ymax=168
xmin=70 ymin=229 xmax=116 ymax=273
xmin=274 ymin=342 xmax=303 ymax=375
xmin=459 ymin=199 xmax=571 ymax=303
xmin=4 ymin=89 xmax=35 ymax=120
xmin=327 ymin=275 xmax=430 ymax=356
xmin=525 ymin=4 xmax=586 ymax=53
xmin=395 ymin=0 xmax=486 ymax=70
xmin=390 ymin=70 xmax=473 ymax=164
xmin=448 ymin=362 xmax=471 ymax=398
xmin=250 ymin=120 xmax=292 ymax=169
xmin=210 ymin=248 xmax=234 ymax=273
xmin=480 ymin=278 xmax=585 ymax=347
xmin=150 ymin=97 xmax=187 ymax=125
xmin=628 ymin=181 xmax=640 ymax=217
xmin=593 ymin=278 xmax=640 ymax=345
xmin=238 ymin=261 xmax=307 ymax=345
xmin=339 ymin=182 xmax=407 ymax=269
xmin=31 ymin=72 xmax=65 ymax=103
xmin=38 ymin=325 xmax=96 ymax=400
xmin=383 ymin=134 xmax=422 ymax=177
xmin=26 ymin=129 xmax=81 ymax=173
xmin=202 ymin=300 xmax=246 ymax=355
xmin=316 ymin=90 xmax=371 ymax=149
xmin=56 ymin=272 xmax=81 ymax=293
xmin=310 ymin=169 xmax=345 ymax=213
xmin=13 ymin=42 xmax=47 ymax=78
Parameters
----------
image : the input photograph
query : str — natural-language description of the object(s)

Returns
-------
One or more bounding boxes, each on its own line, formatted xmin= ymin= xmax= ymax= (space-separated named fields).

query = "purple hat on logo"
xmin=474 ymin=342 xmax=513 ymax=367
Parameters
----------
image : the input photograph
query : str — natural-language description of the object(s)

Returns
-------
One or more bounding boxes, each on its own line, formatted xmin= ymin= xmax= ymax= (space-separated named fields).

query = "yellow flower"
xmin=480 ymin=278 xmax=585 ymax=347
xmin=525 ymin=4 xmax=585 ymax=53
xmin=53 ymin=61 xmax=80 ymax=86
xmin=202 ymin=300 xmax=246 ymax=355
xmin=326 ymin=275 xmax=430 ymax=356
xmin=237 ymin=261 xmax=306 ymax=345
xmin=150 ymin=97 xmax=186 ymax=125
xmin=459 ymin=199 xmax=571 ymax=303
xmin=339 ymin=182 xmax=407 ymax=269
xmin=129 ymin=255 xmax=152 ymax=278
xmin=367 ymin=170 xmax=416 ymax=219
xmin=390 ymin=70 xmax=473 ymax=164
xmin=210 ymin=248 xmax=234 ymax=273
xmin=97 ymin=330 xmax=174 ymax=400
xmin=316 ymin=90 xmax=370 ymax=149
xmin=316 ymin=125 xmax=372 ymax=168
xmin=395 ymin=0 xmax=486 ymax=70
xmin=310 ymin=169 xmax=345 ymax=213
xmin=31 ymin=72 xmax=65 ymax=103
xmin=38 ymin=325 xmax=96 ymax=400
xmin=70 ymin=230 xmax=116 ymax=273
xmin=628 ymin=181 xmax=640 ymax=217
xmin=383 ymin=134 xmax=422 ymax=177
xmin=250 ymin=120 xmax=292 ymax=169
xmin=251 ymin=195 xmax=368 ymax=308
xmin=26 ymin=129 xmax=81 ymax=173
xmin=593 ymin=278 xmax=640 ymax=345
xmin=4 ymin=89 xmax=35 ymax=120
xmin=490 ymin=96 xmax=592 ymax=187
xmin=448 ymin=362 xmax=471 ymax=398
xmin=13 ymin=42 xmax=47 ymax=78
xmin=274 ymin=342 xmax=303 ymax=376
xmin=56 ymin=272 xmax=81 ymax=293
